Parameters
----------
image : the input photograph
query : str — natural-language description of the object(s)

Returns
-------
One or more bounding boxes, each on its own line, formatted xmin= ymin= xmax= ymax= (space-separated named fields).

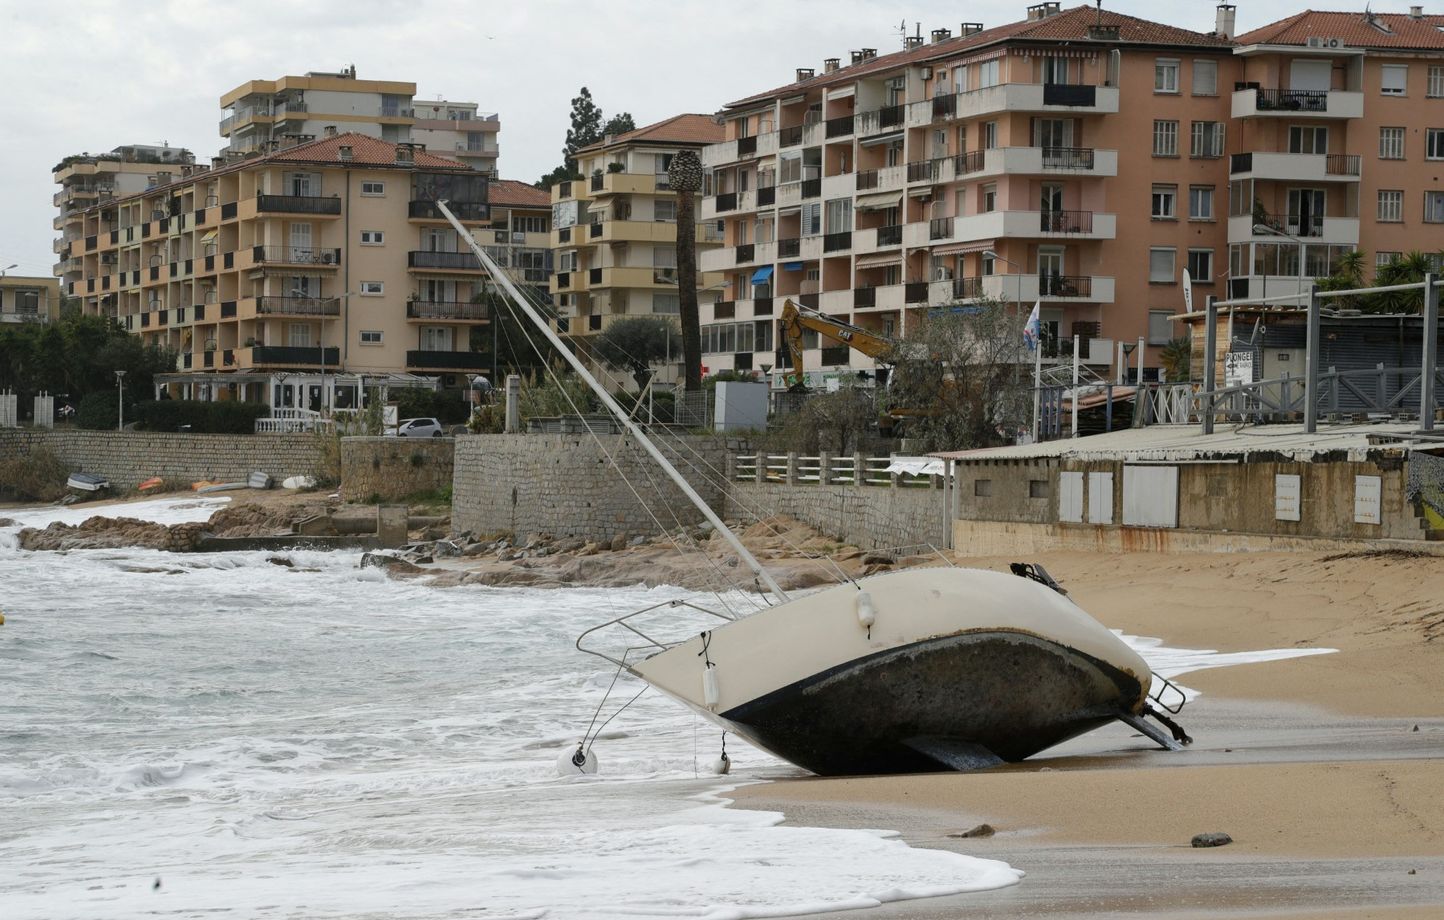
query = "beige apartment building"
xmin=699 ymin=2 xmax=1444 ymax=383
xmin=481 ymin=179 xmax=553 ymax=287
xmin=220 ymin=69 xmax=500 ymax=173
xmin=549 ymin=115 xmax=726 ymax=373
xmin=65 ymin=132 xmax=496 ymax=410
xmin=0 ymin=275 xmax=61 ymax=325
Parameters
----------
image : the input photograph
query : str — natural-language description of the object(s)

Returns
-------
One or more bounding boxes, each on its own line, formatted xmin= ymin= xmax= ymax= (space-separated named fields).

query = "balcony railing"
xmin=801 ymin=178 xmax=821 ymax=199
xmin=904 ymin=281 xmax=929 ymax=303
xmin=408 ymin=250 xmax=480 ymax=269
xmin=907 ymin=160 xmax=939 ymax=183
xmin=778 ymin=237 xmax=801 ymax=258
xmin=407 ymin=349 xmax=490 ymax=370
xmin=953 ymin=276 xmax=984 ymax=300
xmin=822 ymin=231 xmax=852 ymax=253
xmin=1042 ymin=83 xmax=1096 ymax=107
xmin=826 ymin=114 xmax=855 ymax=138
xmin=409 ymin=200 xmax=489 ymax=221
xmin=715 ymin=192 xmax=738 ymax=212
xmin=932 ymin=94 xmax=957 ymax=119
xmin=779 ymin=125 xmax=804 ymax=148
xmin=1038 ymin=274 xmax=1093 ymax=297
xmin=406 ymin=300 xmax=490 ymax=320
xmin=256 ymin=194 xmax=341 ymax=215
xmin=854 ymin=286 xmax=876 ymax=308
xmin=929 ymin=217 xmax=953 ymax=240
xmin=736 ymin=243 xmax=756 ymax=263
xmin=1326 ymin=154 xmax=1361 ymax=176
xmin=251 ymin=346 xmax=339 ymax=366
xmin=1230 ymin=152 xmax=1253 ymax=174
xmin=255 ymin=296 xmax=341 ymax=316
xmin=1254 ymin=213 xmax=1326 ymax=238
xmin=737 ymin=135 xmax=758 ymax=156
xmin=1039 ymin=209 xmax=1093 ymax=233
xmin=879 ymin=104 xmax=904 ymax=129
xmin=1041 ymin=146 xmax=1095 ymax=170
xmin=253 ymin=246 xmax=341 ymax=266
xmin=1254 ymin=88 xmax=1328 ymax=113
xmin=856 ymin=169 xmax=880 ymax=191
xmin=590 ymin=173 xmax=604 ymax=192
xmin=877 ymin=225 xmax=902 ymax=246
xmin=757 ymin=186 xmax=776 ymax=207
xmin=820 ymin=345 xmax=851 ymax=366
xmin=955 ymin=150 xmax=986 ymax=175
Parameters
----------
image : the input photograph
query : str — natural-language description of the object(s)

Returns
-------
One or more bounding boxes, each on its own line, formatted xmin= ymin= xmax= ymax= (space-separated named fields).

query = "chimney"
xmin=211 ymin=156 xmax=226 ymax=169
xmin=824 ymin=57 xmax=841 ymax=73
xmin=961 ymin=22 xmax=983 ymax=35
xmin=1026 ymin=2 xmax=1061 ymax=21
xmin=931 ymin=27 xmax=952 ymax=43
xmin=905 ymin=36 xmax=924 ymax=49
xmin=796 ymin=67 xmax=815 ymax=81
xmin=338 ymin=145 xmax=353 ymax=162
xmin=394 ymin=143 xmax=415 ymax=164
xmin=861 ymin=47 xmax=877 ymax=59
xmin=850 ymin=50 xmax=864 ymax=64
xmin=1215 ymin=3 xmax=1237 ymax=39
xmin=1410 ymin=5 xmax=1424 ymax=18
xmin=323 ymin=125 xmax=338 ymax=138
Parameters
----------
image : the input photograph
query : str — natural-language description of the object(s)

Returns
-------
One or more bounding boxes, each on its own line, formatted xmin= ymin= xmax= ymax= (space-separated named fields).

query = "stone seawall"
xmin=726 ymin=481 xmax=950 ymax=552
xmin=340 ymin=437 xmax=455 ymax=502
xmin=0 ymin=429 xmax=321 ymax=490
xmin=452 ymin=433 xmax=747 ymax=541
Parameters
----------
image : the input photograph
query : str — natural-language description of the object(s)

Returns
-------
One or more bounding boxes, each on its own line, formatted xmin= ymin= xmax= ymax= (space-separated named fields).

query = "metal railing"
xmin=255 ymin=296 xmax=341 ymax=316
xmin=406 ymin=300 xmax=489 ymax=320
xmin=256 ymin=194 xmax=341 ymax=215
xmin=1253 ymin=88 xmax=1328 ymax=112
xmin=1041 ymin=146 xmax=1095 ymax=169
xmin=253 ymin=246 xmax=341 ymax=265
xmin=1039 ymin=209 xmax=1093 ymax=233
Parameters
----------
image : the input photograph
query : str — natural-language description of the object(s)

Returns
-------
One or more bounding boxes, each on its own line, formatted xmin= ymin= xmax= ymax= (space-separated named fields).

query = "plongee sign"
xmin=1275 ymin=474 xmax=1302 ymax=522
xmin=1354 ymin=475 xmax=1382 ymax=525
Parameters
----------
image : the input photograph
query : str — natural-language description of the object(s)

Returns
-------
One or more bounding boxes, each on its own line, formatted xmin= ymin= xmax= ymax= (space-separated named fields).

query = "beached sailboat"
xmin=437 ymin=202 xmax=1189 ymax=775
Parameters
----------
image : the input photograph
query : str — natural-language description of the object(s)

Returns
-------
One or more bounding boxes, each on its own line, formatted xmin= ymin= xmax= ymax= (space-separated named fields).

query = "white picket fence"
xmin=733 ymin=453 xmax=941 ymax=489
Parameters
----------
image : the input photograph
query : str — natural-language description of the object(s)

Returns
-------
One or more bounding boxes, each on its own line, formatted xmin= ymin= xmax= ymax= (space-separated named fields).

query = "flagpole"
xmin=1031 ymin=339 xmax=1042 ymax=442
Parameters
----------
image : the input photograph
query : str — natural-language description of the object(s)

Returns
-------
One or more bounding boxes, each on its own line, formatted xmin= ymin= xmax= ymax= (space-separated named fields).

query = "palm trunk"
xmin=676 ymin=189 xmax=702 ymax=390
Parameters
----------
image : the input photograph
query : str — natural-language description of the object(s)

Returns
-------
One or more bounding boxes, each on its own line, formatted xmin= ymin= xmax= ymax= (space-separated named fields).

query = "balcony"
xmin=822 ymin=231 xmax=852 ymax=253
xmin=256 ymin=194 xmax=341 ymax=215
xmin=908 ymin=209 xmax=1116 ymax=247
xmin=408 ymin=200 xmax=490 ymax=221
xmin=1037 ymin=209 xmax=1093 ymax=234
xmin=406 ymin=300 xmax=490 ymax=321
xmin=587 ymin=266 xmax=680 ymax=289
xmin=1230 ymin=152 xmax=1361 ymax=182
xmin=715 ymin=192 xmax=739 ymax=213
xmin=1231 ymin=87 xmax=1364 ymax=121
xmin=408 ymin=251 xmax=482 ymax=271
xmin=980 ymin=273 xmax=1115 ymax=304
xmin=239 ymin=345 xmax=340 ymax=368
xmin=407 ymin=350 xmax=491 ymax=371
xmin=908 ymin=82 xmax=1120 ymax=127
xmin=252 ymin=296 xmax=341 ymax=317
xmin=1227 ymin=214 xmax=1360 ymax=245
xmin=591 ymin=172 xmax=666 ymax=197
xmin=855 ymin=165 xmax=905 ymax=192
xmin=252 ymin=246 xmax=341 ymax=267
xmin=778 ymin=125 xmax=804 ymax=148
xmin=825 ymin=113 xmax=855 ymax=139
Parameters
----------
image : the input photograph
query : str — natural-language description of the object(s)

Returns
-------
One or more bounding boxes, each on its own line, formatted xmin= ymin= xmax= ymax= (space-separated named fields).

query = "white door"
xmin=422 ymin=326 xmax=454 ymax=351
xmin=289 ymin=222 xmax=311 ymax=262
xmin=1289 ymin=59 xmax=1332 ymax=92
xmin=1122 ymin=466 xmax=1179 ymax=527
xmin=1087 ymin=471 xmax=1114 ymax=524
xmin=1058 ymin=472 xmax=1084 ymax=523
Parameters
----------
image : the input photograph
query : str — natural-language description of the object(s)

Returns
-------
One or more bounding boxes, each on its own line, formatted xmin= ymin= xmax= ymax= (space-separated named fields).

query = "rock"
xmin=554 ymin=538 xmax=586 ymax=554
xmin=461 ymin=542 xmax=488 ymax=557
xmin=433 ymin=539 xmax=463 ymax=557
xmin=949 ymin=823 xmax=995 ymax=839
xmin=1191 ymin=832 xmax=1233 ymax=848
xmin=1412 ymin=725 xmax=1419 ymax=732
xmin=609 ymin=534 xmax=627 ymax=552
xmin=360 ymin=553 xmax=424 ymax=574
xmin=628 ymin=534 xmax=646 ymax=547
xmin=266 ymin=556 xmax=294 ymax=567
xmin=579 ymin=542 xmax=599 ymax=556
xmin=698 ymin=522 xmax=714 ymax=533
xmin=0 ymin=517 xmax=14 ymax=527
xmin=1409 ymin=869 xmax=1417 ymax=875
xmin=861 ymin=552 xmax=896 ymax=566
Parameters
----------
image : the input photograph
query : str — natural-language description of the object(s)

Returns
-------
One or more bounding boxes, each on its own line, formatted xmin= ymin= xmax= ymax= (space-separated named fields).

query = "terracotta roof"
xmin=575 ymin=113 xmax=724 ymax=153
xmin=726 ymin=5 xmax=1231 ymax=109
xmin=268 ymin=132 xmax=471 ymax=169
xmin=1235 ymin=10 xmax=1444 ymax=50
xmin=488 ymin=178 xmax=550 ymax=209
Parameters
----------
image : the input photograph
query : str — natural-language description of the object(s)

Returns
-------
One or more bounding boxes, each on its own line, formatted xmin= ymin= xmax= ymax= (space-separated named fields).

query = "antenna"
xmin=896 ymin=18 xmax=908 ymax=48
xmin=1096 ymin=0 xmax=1103 ymax=27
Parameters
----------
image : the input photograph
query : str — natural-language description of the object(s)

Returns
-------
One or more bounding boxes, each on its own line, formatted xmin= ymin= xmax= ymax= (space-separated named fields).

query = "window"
xmin=974 ymin=479 xmax=993 ymax=497
xmin=1190 ymin=121 xmax=1225 ymax=158
xmin=360 ymin=230 xmax=384 ymax=245
xmin=1431 ymin=65 xmax=1444 ymax=98
xmin=1155 ymin=59 xmax=1180 ymax=94
xmin=1425 ymin=191 xmax=1444 ymax=223
xmin=513 ymin=215 xmax=547 ymax=233
xmin=1149 ymin=247 xmax=1176 ymax=283
xmin=1192 ymin=59 xmax=1218 ymax=96
xmin=287 ymin=323 xmax=312 ymax=347
xmin=801 ymin=202 xmax=821 ymax=236
xmin=1189 ymin=186 xmax=1215 ymax=220
xmin=1153 ymin=120 xmax=1179 ymax=157
xmin=1377 ymin=251 xmax=1401 ymax=269
xmin=981 ymin=183 xmax=997 ymax=213
xmin=1029 ymin=480 xmax=1050 ymax=499
xmin=824 ymin=197 xmax=853 ymax=233
xmin=978 ymin=59 xmax=999 ymax=88
xmin=1041 ymin=56 xmax=1070 ymax=84
xmin=981 ymin=121 xmax=997 ymax=149
xmin=779 ymin=153 xmax=802 ymax=184
xmin=652 ymin=246 xmax=677 ymax=268
xmin=359 ymin=330 xmax=383 ymax=345
xmin=1148 ymin=310 xmax=1175 ymax=345
xmin=1381 ymin=64 xmax=1408 ymax=96
xmin=652 ymin=293 xmax=679 ymax=314
xmin=653 ymin=199 xmax=677 ymax=222
xmin=360 ymin=181 xmax=385 ymax=196
xmin=1288 ymin=126 xmax=1328 ymax=154
xmin=1188 ymin=248 xmax=1214 ymax=282
xmin=1378 ymin=190 xmax=1403 ymax=222
xmin=981 ymin=252 xmax=995 ymax=276
xmin=1429 ymin=129 xmax=1444 ymax=160
xmin=360 ymin=281 xmax=384 ymax=295
xmin=559 ymin=250 xmax=579 ymax=271
xmin=1151 ymin=184 xmax=1177 ymax=219
xmin=1380 ymin=127 xmax=1405 ymax=159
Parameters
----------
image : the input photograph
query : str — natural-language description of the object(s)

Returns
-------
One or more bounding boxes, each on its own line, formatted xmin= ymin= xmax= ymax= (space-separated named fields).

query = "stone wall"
xmin=340 ymin=437 xmax=455 ymax=502
xmin=726 ymin=480 xmax=950 ymax=551
xmin=452 ymin=433 xmax=748 ymax=540
xmin=952 ymin=519 xmax=1444 ymax=558
xmin=0 ymin=429 xmax=321 ymax=490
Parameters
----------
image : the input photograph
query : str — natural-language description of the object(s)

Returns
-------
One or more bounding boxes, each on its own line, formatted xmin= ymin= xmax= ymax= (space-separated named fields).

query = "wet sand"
xmin=728 ymin=549 xmax=1444 ymax=918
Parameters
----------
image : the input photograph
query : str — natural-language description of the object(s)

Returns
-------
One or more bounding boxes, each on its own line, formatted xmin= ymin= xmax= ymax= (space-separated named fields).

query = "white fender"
xmin=710 ymin=752 xmax=732 ymax=775
xmin=856 ymin=591 xmax=876 ymax=631
xmin=702 ymin=664 xmax=721 ymax=710
xmin=556 ymin=744 xmax=598 ymax=776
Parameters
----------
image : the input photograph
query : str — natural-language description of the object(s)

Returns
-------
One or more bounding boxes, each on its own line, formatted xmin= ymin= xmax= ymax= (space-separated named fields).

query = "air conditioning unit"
xmin=921 ymin=66 xmax=933 ymax=80
xmin=934 ymin=267 xmax=953 ymax=281
xmin=320 ymin=250 xmax=336 ymax=264
xmin=1305 ymin=36 xmax=1343 ymax=49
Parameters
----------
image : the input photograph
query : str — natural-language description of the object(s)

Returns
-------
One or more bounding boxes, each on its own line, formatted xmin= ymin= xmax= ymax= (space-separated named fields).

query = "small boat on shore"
xmin=439 ymin=201 xmax=1189 ymax=776
xmin=66 ymin=472 xmax=110 ymax=493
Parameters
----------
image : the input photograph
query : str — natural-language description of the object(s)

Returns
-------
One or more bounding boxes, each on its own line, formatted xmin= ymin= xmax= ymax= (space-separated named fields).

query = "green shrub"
xmin=76 ymin=391 xmax=123 ymax=430
xmin=0 ymin=446 xmax=69 ymax=501
xmin=132 ymin=400 xmax=270 ymax=434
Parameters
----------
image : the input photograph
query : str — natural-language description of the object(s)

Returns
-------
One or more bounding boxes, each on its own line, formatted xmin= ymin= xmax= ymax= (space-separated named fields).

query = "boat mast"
xmin=435 ymin=200 xmax=790 ymax=605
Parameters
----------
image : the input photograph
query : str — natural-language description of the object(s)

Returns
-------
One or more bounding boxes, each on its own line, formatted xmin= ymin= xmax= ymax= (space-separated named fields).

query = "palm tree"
xmin=668 ymin=150 xmax=704 ymax=390
xmin=1315 ymin=248 xmax=1367 ymax=311
xmin=1371 ymin=251 xmax=1434 ymax=313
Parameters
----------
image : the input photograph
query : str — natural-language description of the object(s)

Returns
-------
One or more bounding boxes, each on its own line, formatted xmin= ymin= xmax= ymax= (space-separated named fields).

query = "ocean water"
xmin=0 ymin=498 xmax=1332 ymax=919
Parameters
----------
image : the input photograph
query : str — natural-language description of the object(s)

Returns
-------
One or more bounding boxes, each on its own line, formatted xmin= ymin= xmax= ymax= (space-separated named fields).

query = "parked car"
xmin=397 ymin=417 xmax=444 ymax=438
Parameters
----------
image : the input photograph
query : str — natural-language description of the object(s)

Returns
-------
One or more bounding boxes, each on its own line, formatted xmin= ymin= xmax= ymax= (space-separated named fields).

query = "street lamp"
xmin=1252 ymin=223 xmax=1308 ymax=305
xmin=114 ymin=370 xmax=127 ymax=431
xmin=0 ymin=262 xmax=16 ymax=280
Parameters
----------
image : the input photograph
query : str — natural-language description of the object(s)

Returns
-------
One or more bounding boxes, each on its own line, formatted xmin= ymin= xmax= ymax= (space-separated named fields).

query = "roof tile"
xmin=1235 ymin=10 xmax=1444 ymax=50
xmin=488 ymin=178 xmax=551 ymax=208
xmin=576 ymin=113 xmax=724 ymax=154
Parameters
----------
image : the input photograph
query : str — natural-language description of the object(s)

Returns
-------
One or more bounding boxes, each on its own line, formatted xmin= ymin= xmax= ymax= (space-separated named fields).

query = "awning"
xmin=856 ymin=252 xmax=902 ymax=269
xmin=751 ymin=266 xmax=774 ymax=284
xmin=932 ymin=239 xmax=996 ymax=257
xmin=907 ymin=186 xmax=935 ymax=198
xmin=856 ymin=191 xmax=902 ymax=211
xmin=200 ymin=230 xmax=218 ymax=242
xmin=783 ymin=261 xmax=804 ymax=271
xmin=860 ymin=131 xmax=904 ymax=147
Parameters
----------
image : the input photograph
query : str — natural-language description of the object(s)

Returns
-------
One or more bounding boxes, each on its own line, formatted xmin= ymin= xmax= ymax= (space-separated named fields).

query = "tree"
xmin=1160 ymin=336 xmax=1192 ymax=383
xmin=602 ymin=113 xmax=636 ymax=137
xmin=668 ymin=150 xmax=705 ymax=390
xmin=1370 ymin=251 xmax=1435 ymax=313
xmin=561 ymin=87 xmax=603 ymax=178
xmin=1314 ymin=249 xmax=1367 ymax=311
xmin=880 ymin=300 xmax=1032 ymax=452
xmin=594 ymin=316 xmax=677 ymax=390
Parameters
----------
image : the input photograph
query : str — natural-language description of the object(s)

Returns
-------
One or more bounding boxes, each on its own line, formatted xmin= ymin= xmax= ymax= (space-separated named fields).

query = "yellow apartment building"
xmin=66 ymin=132 xmax=495 ymax=410
xmin=699 ymin=2 xmax=1444 ymax=384
xmin=0 ymin=275 xmax=61 ymax=325
xmin=548 ymin=114 xmax=727 ymax=377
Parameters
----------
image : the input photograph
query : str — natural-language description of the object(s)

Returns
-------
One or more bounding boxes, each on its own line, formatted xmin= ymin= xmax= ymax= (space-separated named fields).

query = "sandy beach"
xmin=730 ymin=549 xmax=1444 ymax=918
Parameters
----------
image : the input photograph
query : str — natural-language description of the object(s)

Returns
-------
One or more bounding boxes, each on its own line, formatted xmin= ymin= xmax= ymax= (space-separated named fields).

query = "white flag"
xmin=1022 ymin=301 xmax=1042 ymax=351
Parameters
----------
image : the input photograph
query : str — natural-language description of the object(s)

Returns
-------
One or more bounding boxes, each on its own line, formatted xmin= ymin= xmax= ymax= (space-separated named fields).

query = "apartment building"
xmin=481 ymin=179 xmax=553 ymax=288
xmin=0 ymin=275 xmax=61 ymax=325
xmin=53 ymin=144 xmax=194 ymax=292
xmin=66 ymin=132 xmax=495 ymax=409
xmin=219 ymin=69 xmax=500 ymax=173
xmin=548 ymin=114 xmax=726 ymax=364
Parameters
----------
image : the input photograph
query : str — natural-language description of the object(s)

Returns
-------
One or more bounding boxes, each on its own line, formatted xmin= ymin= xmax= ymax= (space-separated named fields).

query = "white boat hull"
xmin=630 ymin=567 xmax=1152 ymax=775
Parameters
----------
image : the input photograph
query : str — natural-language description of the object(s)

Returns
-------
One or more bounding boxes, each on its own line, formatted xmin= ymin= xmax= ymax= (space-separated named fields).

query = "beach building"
xmin=219 ymin=68 xmax=500 ymax=174
xmin=63 ymin=131 xmax=496 ymax=410
xmin=697 ymin=2 xmax=1444 ymax=387
xmin=0 ymin=275 xmax=62 ymax=325
xmin=548 ymin=114 xmax=727 ymax=372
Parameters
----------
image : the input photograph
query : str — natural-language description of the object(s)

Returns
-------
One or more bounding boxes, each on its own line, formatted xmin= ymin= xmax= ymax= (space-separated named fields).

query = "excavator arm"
xmin=779 ymin=299 xmax=897 ymax=390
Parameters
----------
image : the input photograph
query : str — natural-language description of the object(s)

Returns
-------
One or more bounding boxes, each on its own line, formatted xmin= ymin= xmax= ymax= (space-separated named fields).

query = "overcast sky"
xmin=0 ymin=0 xmax=1377 ymax=279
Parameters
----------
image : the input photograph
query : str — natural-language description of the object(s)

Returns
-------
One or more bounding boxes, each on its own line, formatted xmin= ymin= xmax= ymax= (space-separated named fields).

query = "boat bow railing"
xmin=576 ymin=598 xmax=737 ymax=670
